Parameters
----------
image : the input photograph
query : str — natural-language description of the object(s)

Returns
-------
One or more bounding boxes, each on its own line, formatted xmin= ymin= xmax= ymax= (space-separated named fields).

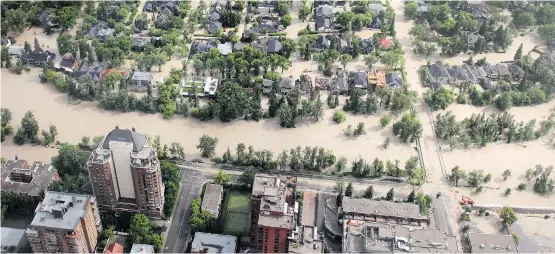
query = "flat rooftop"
xmin=342 ymin=197 xmax=426 ymax=221
xmin=29 ymin=192 xmax=93 ymax=231
xmin=130 ymin=243 xmax=155 ymax=253
xmin=258 ymin=213 xmax=295 ymax=230
xmin=1 ymin=227 xmax=26 ymax=253
xmin=201 ymin=184 xmax=223 ymax=217
xmin=343 ymin=221 xmax=458 ymax=253
xmin=1 ymin=160 xmax=58 ymax=196
xmin=468 ymin=233 xmax=518 ymax=253
xmin=191 ymin=232 xmax=237 ymax=253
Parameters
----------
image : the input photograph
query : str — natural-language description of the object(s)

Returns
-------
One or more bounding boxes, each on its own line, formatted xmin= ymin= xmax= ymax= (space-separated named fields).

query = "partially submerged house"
xmin=74 ymin=61 xmax=105 ymax=82
xmin=155 ymin=8 xmax=173 ymax=30
xmin=255 ymin=20 xmax=283 ymax=34
xmin=22 ymin=44 xmax=55 ymax=67
xmin=278 ymin=77 xmax=295 ymax=94
xmin=348 ymin=71 xmax=368 ymax=89
xmin=55 ymin=55 xmax=78 ymax=73
xmin=482 ymin=63 xmax=499 ymax=80
xmin=313 ymin=35 xmax=331 ymax=52
xmin=495 ymin=63 xmax=511 ymax=80
xmin=207 ymin=21 xmax=223 ymax=34
xmin=359 ymin=38 xmax=375 ymax=54
xmin=330 ymin=72 xmax=349 ymax=94
xmin=267 ymin=37 xmax=283 ymax=54
xmin=315 ymin=5 xmax=334 ymax=31
xmin=129 ymin=71 xmax=155 ymax=92
xmin=427 ymin=63 xmax=451 ymax=87
xmin=367 ymin=69 xmax=386 ymax=88
xmin=262 ymin=79 xmax=274 ymax=94
xmin=87 ymin=22 xmax=114 ymax=42
xmin=385 ymin=72 xmax=404 ymax=89
xmin=507 ymin=63 xmax=525 ymax=81
xmin=189 ymin=40 xmax=217 ymax=59
xmin=35 ymin=11 xmax=57 ymax=28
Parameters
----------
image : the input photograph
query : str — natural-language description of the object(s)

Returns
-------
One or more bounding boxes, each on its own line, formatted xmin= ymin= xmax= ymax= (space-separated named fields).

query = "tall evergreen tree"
xmin=514 ymin=43 xmax=523 ymax=61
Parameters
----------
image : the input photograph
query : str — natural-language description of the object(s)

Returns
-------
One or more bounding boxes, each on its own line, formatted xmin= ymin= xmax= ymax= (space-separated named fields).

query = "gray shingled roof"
xmin=102 ymin=128 xmax=147 ymax=152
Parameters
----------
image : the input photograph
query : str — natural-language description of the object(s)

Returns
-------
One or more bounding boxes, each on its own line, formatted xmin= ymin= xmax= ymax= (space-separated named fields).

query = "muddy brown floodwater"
xmin=0 ymin=69 xmax=416 ymax=166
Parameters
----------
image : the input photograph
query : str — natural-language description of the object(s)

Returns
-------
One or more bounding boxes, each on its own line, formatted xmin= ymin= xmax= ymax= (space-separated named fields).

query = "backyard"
xmin=222 ymin=190 xmax=251 ymax=237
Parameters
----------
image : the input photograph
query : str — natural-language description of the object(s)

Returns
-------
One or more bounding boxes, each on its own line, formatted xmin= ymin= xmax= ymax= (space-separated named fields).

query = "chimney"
xmin=115 ymin=125 xmax=119 ymax=129
xmin=132 ymin=125 xmax=136 ymax=132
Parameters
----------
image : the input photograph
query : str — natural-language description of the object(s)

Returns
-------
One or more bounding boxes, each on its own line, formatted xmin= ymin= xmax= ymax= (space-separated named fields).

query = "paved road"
xmin=163 ymin=168 xmax=203 ymax=253
xmin=431 ymin=192 xmax=455 ymax=236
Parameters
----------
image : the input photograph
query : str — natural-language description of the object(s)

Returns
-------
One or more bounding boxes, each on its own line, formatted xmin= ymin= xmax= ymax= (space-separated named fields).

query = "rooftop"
xmin=1 ymin=160 xmax=58 ymax=196
xmin=1 ymin=227 xmax=26 ymax=253
xmin=341 ymin=197 xmax=426 ymax=221
xmin=29 ymin=192 xmax=94 ymax=231
xmin=468 ymin=233 xmax=518 ymax=253
xmin=201 ymin=184 xmax=223 ymax=217
xmin=101 ymin=127 xmax=148 ymax=152
xmin=258 ymin=212 xmax=295 ymax=230
xmin=191 ymin=232 xmax=237 ymax=253
xmin=130 ymin=243 xmax=155 ymax=253
xmin=131 ymin=71 xmax=154 ymax=81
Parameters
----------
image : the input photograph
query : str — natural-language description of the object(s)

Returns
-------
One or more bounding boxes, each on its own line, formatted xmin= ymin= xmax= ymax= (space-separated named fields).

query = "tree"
xmin=129 ymin=214 xmax=163 ymax=251
xmin=502 ymin=169 xmax=512 ymax=181
xmin=514 ymin=43 xmax=523 ymax=61
xmin=54 ymin=6 xmax=79 ymax=31
xmin=336 ymin=11 xmax=356 ymax=30
xmin=385 ymin=187 xmax=394 ymax=201
xmin=409 ymin=24 xmax=428 ymax=41
xmin=220 ymin=8 xmax=242 ymax=27
xmin=468 ymin=169 xmax=486 ymax=187
xmin=1 ymin=46 xmax=12 ymax=68
xmin=404 ymin=1 xmax=419 ymax=19
xmin=345 ymin=182 xmax=354 ymax=197
xmin=456 ymin=11 xmax=478 ymax=31
xmin=365 ymin=54 xmax=378 ymax=69
xmin=416 ymin=192 xmax=433 ymax=214
xmin=298 ymin=3 xmax=312 ymax=21
xmin=1 ymin=108 xmax=13 ymax=142
xmin=281 ymin=14 xmax=292 ymax=27
xmin=499 ymin=206 xmax=518 ymax=226
xmin=338 ymin=53 xmax=354 ymax=72
xmin=449 ymin=166 xmax=466 ymax=187
xmin=407 ymin=190 xmax=416 ymax=202
xmin=424 ymin=87 xmax=454 ymax=110
xmin=14 ymin=111 xmax=40 ymax=145
xmin=380 ymin=114 xmax=392 ymax=127
xmin=392 ymin=113 xmax=423 ymax=143
xmin=57 ymin=34 xmax=75 ymax=55
xmin=216 ymin=82 xmax=249 ymax=122
xmin=238 ymin=168 xmax=256 ymax=186
xmin=213 ymin=170 xmax=231 ymax=185
xmin=363 ymin=185 xmax=374 ymax=199
xmin=3 ymin=9 xmax=28 ymax=34
xmin=495 ymin=91 xmax=513 ymax=111
xmin=197 ymin=135 xmax=219 ymax=158
xmin=51 ymin=144 xmax=88 ymax=176
xmin=334 ymin=180 xmax=345 ymax=206
xmin=335 ymin=156 xmax=347 ymax=173
xmin=353 ymin=122 xmax=366 ymax=137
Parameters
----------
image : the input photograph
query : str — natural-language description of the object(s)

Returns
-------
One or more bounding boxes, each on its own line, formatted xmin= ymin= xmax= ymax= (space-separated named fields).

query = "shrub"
xmin=517 ymin=183 xmax=526 ymax=191
xmin=505 ymin=188 xmax=512 ymax=196
xmin=333 ymin=110 xmax=346 ymax=123
xmin=380 ymin=114 xmax=392 ymax=128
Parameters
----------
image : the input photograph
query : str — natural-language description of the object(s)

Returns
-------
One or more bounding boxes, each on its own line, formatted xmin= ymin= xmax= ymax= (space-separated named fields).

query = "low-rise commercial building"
xmin=1 ymin=227 xmax=28 ymax=253
xmin=201 ymin=184 xmax=223 ymax=218
xmin=467 ymin=233 xmax=518 ymax=253
xmin=191 ymin=232 xmax=237 ymax=253
xmin=1 ymin=159 xmax=59 ymax=196
xmin=341 ymin=197 xmax=430 ymax=226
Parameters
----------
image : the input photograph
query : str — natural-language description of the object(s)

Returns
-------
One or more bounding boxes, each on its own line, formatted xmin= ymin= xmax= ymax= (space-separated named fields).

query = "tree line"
xmin=435 ymin=111 xmax=554 ymax=148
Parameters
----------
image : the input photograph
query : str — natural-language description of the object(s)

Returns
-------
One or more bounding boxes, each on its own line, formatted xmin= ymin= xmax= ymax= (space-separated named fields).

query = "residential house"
xmin=330 ymin=72 xmax=349 ymax=94
xmin=427 ymin=63 xmax=451 ymax=86
xmin=313 ymin=35 xmax=331 ymax=52
xmin=22 ymin=45 xmax=55 ymax=66
xmin=143 ymin=1 xmax=154 ymax=12
xmin=367 ymin=69 xmax=386 ymax=87
xmin=262 ymin=79 xmax=274 ymax=94
xmin=368 ymin=4 xmax=385 ymax=16
xmin=241 ymin=30 xmax=253 ymax=42
xmin=359 ymin=38 xmax=375 ymax=54
xmin=207 ymin=21 xmax=223 ymax=34
xmin=55 ymin=55 xmax=78 ymax=73
xmin=233 ymin=42 xmax=248 ymax=52
xmin=255 ymin=1 xmax=274 ymax=14
xmin=267 ymin=37 xmax=283 ymax=54
xmin=418 ymin=0 xmax=429 ymax=18
xmin=339 ymin=38 xmax=351 ymax=54
xmin=278 ymin=77 xmax=295 ymax=94
xmin=159 ymin=1 xmax=179 ymax=15
xmin=256 ymin=20 xmax=283 ymax=34
xmin=482 ymin=63 xmax=499 ymax=80
xmin=470 ymin=5 xmax=490 ymax=20
xmin=446 ymin=66 xmax=469 ymax=86
xmin=462 ymin=64 xmax=486 ymax=80
xmin=315 ymin=5 xmax=334 ymax=31
xmin=217 ymin=42 xmax=233 ymax=55
xmin=507 ymin=63 xmax=525 ymax=81
xmin=74 ymin=61 xmax=105 ymax=82
xmin=208 ymin=11 xmax=221 ymax=22
xmin=348 ymin=71 xmax=368 ymax=89
xmin=385 ymin=72 xmax=404 ymax=89
xmin=7 ymin=46 xmax=24 ymax=58
xmin=35 ymin=11 xmax=56 ymax=28
xmin=203 ymin=76 xmax=219 ymax=97
xmin=189 ymin=40 xmax=217 ymax=59
xmin=88 ymin=22 xmax=114 ymax=42
xmin=314 ymin=0 xmax=333 ymax=8
xmin=467 ymin=34 xmax=485 ymax=51
xmin=379 ymin=37 xmax=392 ymax=50
xmin=129 ymin=71 xmax=155 ymax=92
xmin=155 ymin=9 xmax=173 ymax=30
xmin=495 ymin=63 xmax=511 ymax=80
xmin=132 ymin=36 xmax=162 ymax=52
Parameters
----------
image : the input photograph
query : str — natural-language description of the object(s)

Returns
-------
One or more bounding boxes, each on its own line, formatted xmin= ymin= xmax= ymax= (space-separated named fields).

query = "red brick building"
xmin=251 ymin=174 xmax=297 ymax=253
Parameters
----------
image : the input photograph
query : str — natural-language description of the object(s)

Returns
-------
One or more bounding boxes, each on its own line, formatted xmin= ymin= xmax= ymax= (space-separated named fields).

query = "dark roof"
xmin=314 ymin=35 xmax=331 ymax=50
xmin=447 ymin=66 xmax=469 ymax=82
xmin=233 ymin=42 xmax=248 ymax=51
xmin=348 ymin=71 xmax=368 ymax=86
xmin=332 ymin=72 xmax=349 ymax=92
xmin=279 ymin=77 xmax=295 ymax=89
xmin=316 ymin=5 xmax=333 ymax=17
xmin=75 ymin=61 xmax=105 ymax=81
xmin=189 ymin=40 xmax=217 ymax=58
xmin=507 ymin=63 xmax=524 ymax=77
xmin=267 ymin=37 xmax=283 ymax=53
xmin=370 ymin=16 xmax=383 ymax=29
xmin=257 ymin=20 xmax=282 ymax=33
xmin=482 ymin=63 xmax=498 ymax=75
xmin=385 ymin=72 xmax=403 ymax=89
xmin=315 ymin=16 xmax=332 ymax=30
xmin=88 ymin=21 xmax=109 ymax=38
xmin=59 ymin=57 xmax=76 ymax=69
xmin=495 ymin=63 xmax=510 ymax=76
xmin=207 ymin=21 xmax=222 ymax=34
xmin=428 ymin=64 xmax=450 ymax=78
xmin=263 ymin=79 xmax=274 ymax=88
xmin=102 ymin=128 xmax=147 ymax=152
xmin=36 ymin=11 xmax=52 ymax=26
xmin=208 ymin=11 xmax=220 ymax=21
